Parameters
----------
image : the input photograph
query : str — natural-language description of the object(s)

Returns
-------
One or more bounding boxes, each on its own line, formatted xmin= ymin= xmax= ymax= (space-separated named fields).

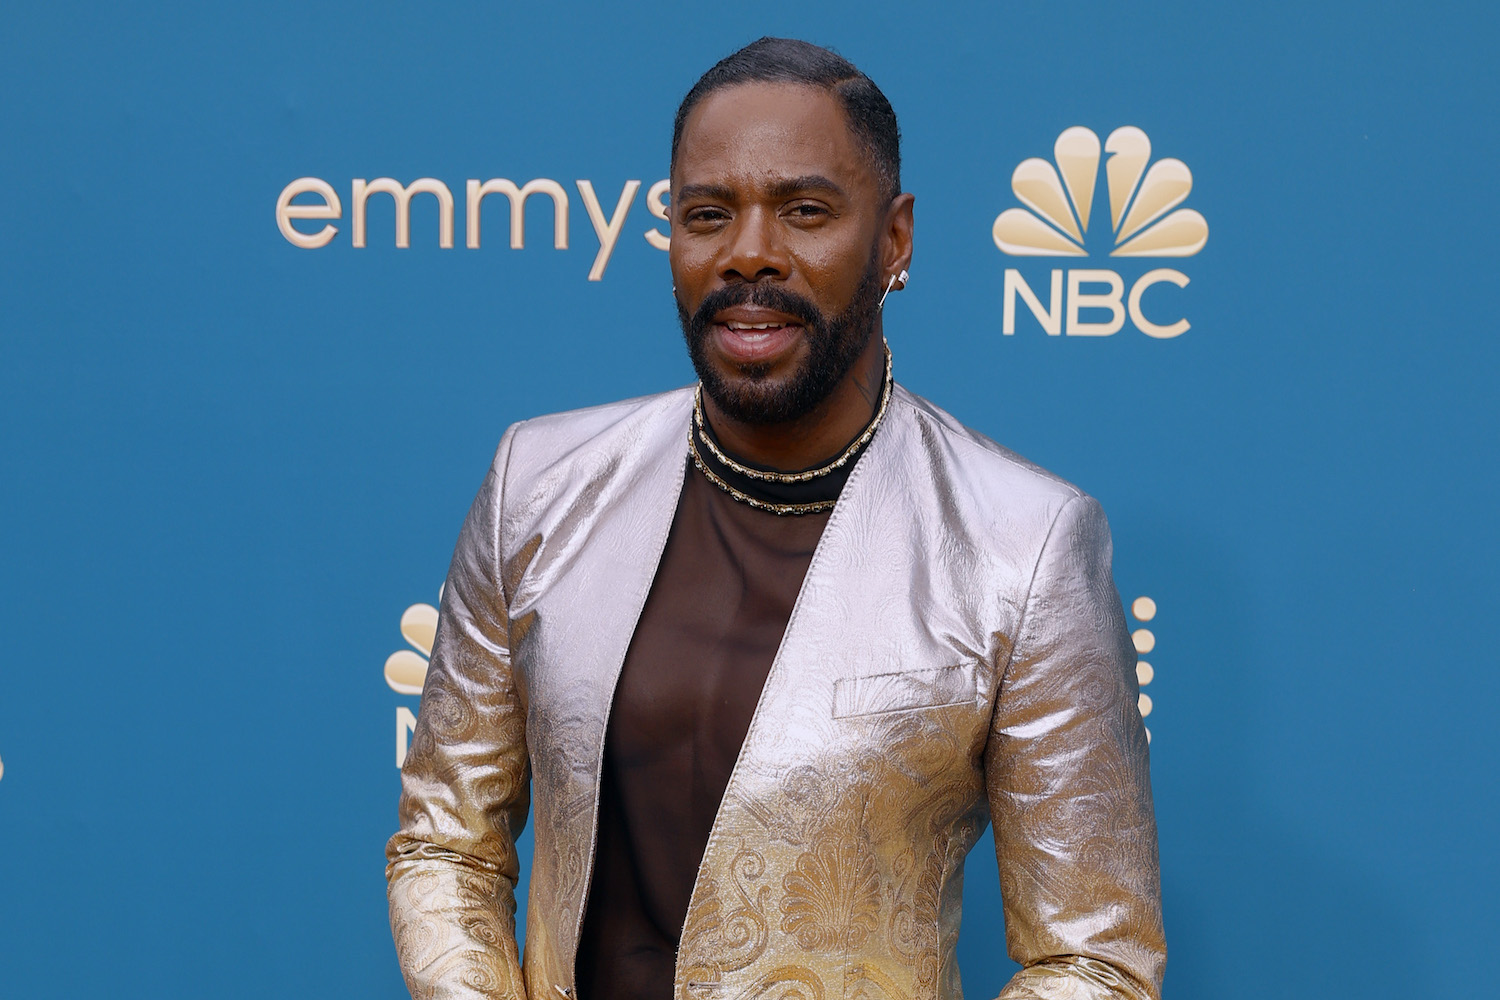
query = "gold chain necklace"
xmin=687 ymin=340 xmax=893 ymax=516
xmin=688 ymin=446 xmax=839 ymax=515
xmin=692 ymin=340 xmax=893 ymax=484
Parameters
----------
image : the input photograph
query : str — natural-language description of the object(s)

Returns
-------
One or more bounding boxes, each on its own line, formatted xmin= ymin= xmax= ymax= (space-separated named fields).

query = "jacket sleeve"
xmin=983 ymin=494 xmax=1166 ymax=1000
xmin=386 ymin=425 xmax=531 ymax=1000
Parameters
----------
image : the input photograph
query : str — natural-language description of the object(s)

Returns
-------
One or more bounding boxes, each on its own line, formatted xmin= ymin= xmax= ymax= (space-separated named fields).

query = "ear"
xmin=881 ymin=192 xmax=915 ymax=288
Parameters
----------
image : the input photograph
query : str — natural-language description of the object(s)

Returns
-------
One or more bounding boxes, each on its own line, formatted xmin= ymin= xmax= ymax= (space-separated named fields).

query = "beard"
xmin=676 ymin=252 xmax=883 ymax=426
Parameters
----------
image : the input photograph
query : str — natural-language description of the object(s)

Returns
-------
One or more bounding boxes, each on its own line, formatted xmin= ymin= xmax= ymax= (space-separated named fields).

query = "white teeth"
xmin=726 ymin=322 xmax=783 ymax=330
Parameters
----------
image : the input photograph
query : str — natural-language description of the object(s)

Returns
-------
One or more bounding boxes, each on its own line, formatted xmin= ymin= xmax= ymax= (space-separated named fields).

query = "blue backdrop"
xmin=3 ymin=2 xmax=1497 ymax=997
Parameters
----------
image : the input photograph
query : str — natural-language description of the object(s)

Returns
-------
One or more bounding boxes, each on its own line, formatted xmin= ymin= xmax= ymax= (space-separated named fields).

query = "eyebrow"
xmin=672 ymin=175 xmax=849 ymax=204
xmin=767 ymin=174 xmax=846 ymax=200
xmin=673 ymin=182 xmax=736 ymax=202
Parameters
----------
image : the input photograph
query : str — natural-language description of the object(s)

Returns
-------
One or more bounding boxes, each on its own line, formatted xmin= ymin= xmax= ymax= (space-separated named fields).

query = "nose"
xmin=717 ymin=207 xmax=789 ymax=284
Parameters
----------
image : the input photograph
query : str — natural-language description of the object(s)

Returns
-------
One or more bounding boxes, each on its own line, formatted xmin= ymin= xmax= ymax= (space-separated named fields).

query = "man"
xmin=387 ymin=37 xmax=1164 ymax=1000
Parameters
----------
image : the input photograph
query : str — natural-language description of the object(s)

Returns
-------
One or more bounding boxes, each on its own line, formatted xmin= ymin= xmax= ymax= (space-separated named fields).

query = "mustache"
xmin=686 ymin=282 xmax=822 ymax=336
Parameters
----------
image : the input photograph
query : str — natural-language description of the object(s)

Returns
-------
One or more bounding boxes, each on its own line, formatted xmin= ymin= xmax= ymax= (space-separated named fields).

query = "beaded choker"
xmin=688 ymin=342 xmax=893 ymax=516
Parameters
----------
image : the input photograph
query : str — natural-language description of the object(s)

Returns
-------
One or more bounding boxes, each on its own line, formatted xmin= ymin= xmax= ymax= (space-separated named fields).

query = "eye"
xmin=785 ymin=202 xmax=830 ymax=220
xmin=683 ymin=206 xmax=730 ymax=227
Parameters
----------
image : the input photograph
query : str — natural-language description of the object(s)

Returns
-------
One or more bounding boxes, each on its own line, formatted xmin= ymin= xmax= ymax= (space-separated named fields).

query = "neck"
xmin=702 ymin=332 xmax=888 ymax=472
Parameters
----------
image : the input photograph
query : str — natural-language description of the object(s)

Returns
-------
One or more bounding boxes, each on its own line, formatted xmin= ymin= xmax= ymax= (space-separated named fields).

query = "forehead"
xmin=674 ymin=81 xmax=875 ymax=195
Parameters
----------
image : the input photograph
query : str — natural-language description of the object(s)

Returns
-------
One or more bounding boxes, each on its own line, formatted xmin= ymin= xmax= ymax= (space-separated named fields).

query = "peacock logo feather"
xmin=384 ymin=595 xmax=438 ymax=696
xmin=993 ymin=127 xmax=1208 ymax=258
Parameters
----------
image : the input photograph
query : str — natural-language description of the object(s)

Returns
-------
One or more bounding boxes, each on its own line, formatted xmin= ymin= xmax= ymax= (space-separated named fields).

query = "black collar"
xmin=692 ymin=407 xmax=879 ymax=509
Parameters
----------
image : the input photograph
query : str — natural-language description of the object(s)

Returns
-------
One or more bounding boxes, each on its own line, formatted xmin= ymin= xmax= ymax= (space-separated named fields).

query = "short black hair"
xmin=671 ymin=37 xmax=902 ymax=202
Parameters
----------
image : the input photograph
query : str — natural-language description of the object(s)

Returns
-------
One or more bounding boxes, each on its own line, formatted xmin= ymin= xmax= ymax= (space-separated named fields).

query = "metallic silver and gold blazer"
xmin=387 ymin=385 xmax=1165 ymax=1000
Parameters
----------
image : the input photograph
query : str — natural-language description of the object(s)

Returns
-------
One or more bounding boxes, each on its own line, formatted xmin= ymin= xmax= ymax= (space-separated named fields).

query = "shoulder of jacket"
xmin=889 ymin=384 xmax=1087 ymax=508
xmin=512 ymin=384 xmax=692 ymax=438
xmin=497 ymin=384 xmax=693 ymax=486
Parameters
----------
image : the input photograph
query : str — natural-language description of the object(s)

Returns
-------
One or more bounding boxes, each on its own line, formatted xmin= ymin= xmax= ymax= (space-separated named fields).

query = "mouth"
xmin=711 ymin=308 xmax=806 ymax=365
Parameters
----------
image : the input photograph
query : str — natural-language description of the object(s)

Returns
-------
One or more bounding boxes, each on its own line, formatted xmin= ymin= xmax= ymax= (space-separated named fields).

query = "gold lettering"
xmin=465 ymin=178 xmax=569 ymax=250
xmin=644 ymin=179 xmax=670 ymax=251
xmin=396 ymin=706 xmax=417 ymax=769
xmin=1128 ymin=268 xmax=1190 ymax=338
xmin=1066 ymin=269 xmax=1125 ymax=336
xmin=351 ymin=178 xmax=454 ymax=249
xmin=1003 ymin=269 xmax=1062 ymax=335
xmin=275 ymin=177 xmax=342 ymax=249
xmin=577 ymin=179 xmax=641 ymax=281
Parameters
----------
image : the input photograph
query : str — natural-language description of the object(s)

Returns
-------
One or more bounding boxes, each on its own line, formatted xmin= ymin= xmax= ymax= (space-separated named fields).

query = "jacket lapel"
xmin=512 ymin=388 xmax=694 ymax=982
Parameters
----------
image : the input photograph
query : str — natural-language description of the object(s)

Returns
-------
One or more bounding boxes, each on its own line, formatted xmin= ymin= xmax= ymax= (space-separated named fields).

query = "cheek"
xmin=791 ymin=234 xmax=876 ymax=304
xmin=669 ymin=239 xmax=716 ymax=289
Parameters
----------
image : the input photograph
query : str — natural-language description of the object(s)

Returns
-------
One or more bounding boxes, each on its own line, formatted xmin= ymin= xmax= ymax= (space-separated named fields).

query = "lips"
xmin=711 ymin=307 xmax=805 ymax=364
xmin=714 ymin=323 xmax=799 ymax=363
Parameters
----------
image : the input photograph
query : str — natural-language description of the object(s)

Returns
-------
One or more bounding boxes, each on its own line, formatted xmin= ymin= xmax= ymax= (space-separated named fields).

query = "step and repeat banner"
xmin=2 ymin=2 xmax=1496 ymax=998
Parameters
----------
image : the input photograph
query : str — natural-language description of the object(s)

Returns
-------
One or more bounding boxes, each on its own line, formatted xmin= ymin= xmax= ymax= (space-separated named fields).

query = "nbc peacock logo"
xmin=993 ymin=126 xmax=1208 ymax=338
xmin=384 ymin=593 xmax=438 ymax=768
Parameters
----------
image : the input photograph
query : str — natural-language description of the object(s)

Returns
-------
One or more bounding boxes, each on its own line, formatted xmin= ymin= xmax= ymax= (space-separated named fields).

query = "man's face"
xmin=670 ymin=82 xmax=892 ymax=425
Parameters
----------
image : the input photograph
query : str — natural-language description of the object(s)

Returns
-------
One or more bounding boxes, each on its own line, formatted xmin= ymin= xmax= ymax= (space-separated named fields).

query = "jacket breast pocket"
xmin=831 ymin=664 xmax=978 ymax=719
